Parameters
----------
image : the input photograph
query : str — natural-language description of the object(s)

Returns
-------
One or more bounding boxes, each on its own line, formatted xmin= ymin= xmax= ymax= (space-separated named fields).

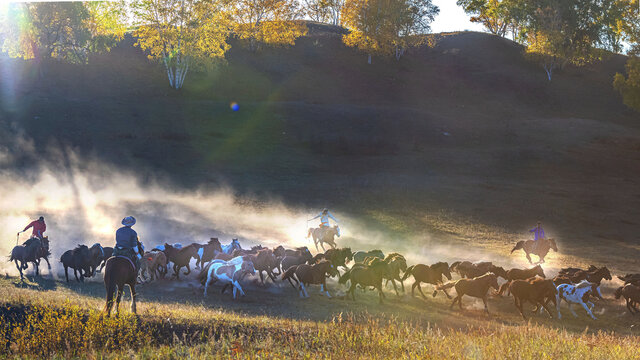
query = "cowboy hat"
xmin=122 ymin=216 xmax=136 ymax=226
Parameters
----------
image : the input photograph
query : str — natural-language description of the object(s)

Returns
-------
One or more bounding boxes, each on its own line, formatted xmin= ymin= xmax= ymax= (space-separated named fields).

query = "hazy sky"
xmin=431 ymin=0 xmax=485 ymax=34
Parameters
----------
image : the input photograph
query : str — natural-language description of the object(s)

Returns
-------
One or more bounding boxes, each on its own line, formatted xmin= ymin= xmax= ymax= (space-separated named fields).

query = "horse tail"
xmin=306 ymin=228 xmax=312 ymax=238
xmin=510 ymin=241 xmax=525 ymax=254
xmin=401 ymin=265 xmax=415 ymax=281
xmin=103 ymin=260 xmax=117 ymax=315
xmin=338 ymin=269 xmax=352 ymax=285
xmin=435 ymin=281 xmax=456 ymax=291
xmin=281 ymin=266 xmax=297 ymax=281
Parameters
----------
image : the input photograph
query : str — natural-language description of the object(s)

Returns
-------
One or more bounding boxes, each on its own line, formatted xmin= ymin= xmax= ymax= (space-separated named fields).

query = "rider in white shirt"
xmin=310 ymin=208 xmax=338 ymax=228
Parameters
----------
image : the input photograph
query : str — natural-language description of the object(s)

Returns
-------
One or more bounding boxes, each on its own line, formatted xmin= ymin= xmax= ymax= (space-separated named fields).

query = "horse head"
xmin=343 ymin=247 xmax=353 ymax=262
xmin=614 ymin=286 xmax=624 ymax=299
xmin=548 ymin=238 xmax=558 ymax=252
xmin=598 ymin=267 xmax=612 ymax=281
xmin=434 ymin=262 xmax=452 ymax=280
xmin=321 ymin=261 xmax=339 ymax=277
xmin=534 ymin=264 xmax=546 ymax=278
xmin=241 ymin=260 xmax=256 ymax=276
xmin=333 ymin=225 xmax=341 ymax=237
xmin=488 ymin=273 xmax=499 ymax=290
xmin=490 ymin=265 xmax=508 ymax=279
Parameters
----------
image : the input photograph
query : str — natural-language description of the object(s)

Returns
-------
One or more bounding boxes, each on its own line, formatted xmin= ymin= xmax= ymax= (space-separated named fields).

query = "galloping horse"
xmin=437 ymin=273 xmax=500 ymax=317
xmin=510 ymin=238 xmax=558 ymax=264
xmin=307 ymin=225 xmax=340 ymax=251
xmin=103 ymin=239 xmax=144 ymax=317
xmin=221 ymin=239 xmax=242 ymax=254
xmin=10 ymin=238 xmax=45 ymax=280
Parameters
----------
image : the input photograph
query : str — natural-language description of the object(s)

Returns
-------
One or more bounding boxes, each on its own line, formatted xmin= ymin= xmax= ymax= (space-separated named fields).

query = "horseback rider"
xmin=19 ymin=216 xmax=46 ymax=240
xmin=113 ymin=216 xmax=142 ymax=270
xmin=529 ymin=221 xmax=545 ymax=252
xmin=309 ymin=208 xmax=338 ymax=232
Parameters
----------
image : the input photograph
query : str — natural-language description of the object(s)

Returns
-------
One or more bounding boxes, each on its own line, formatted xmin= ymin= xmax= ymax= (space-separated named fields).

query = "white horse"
xmin=204 ymin=256 xmax=255 ymax=299
xmin=221 ymin=238 xmax=242 ymax=254
xmin=557 ymin=280 xmax=599 ymax=320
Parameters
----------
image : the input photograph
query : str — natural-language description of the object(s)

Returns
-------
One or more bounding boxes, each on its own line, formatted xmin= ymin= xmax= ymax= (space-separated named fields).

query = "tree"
xmin=132 ymin=0 xmax=232 ymax=89
xmin=523 ymin=0 xmax=626 ymax=81
xmin=456 ymin=0 xmax=511 ymax=37
xmin=342 ymin=0 xmax=438 ymax=63
xmin=303 ymin=0 xmax=345 ymax=25
xmin=231 ymin=0 xmax=308 ymax=51
xmin=614 ymin=57 xmax=640 ymax=111
xmin=1 ymin=2 xmax=125 ymax=66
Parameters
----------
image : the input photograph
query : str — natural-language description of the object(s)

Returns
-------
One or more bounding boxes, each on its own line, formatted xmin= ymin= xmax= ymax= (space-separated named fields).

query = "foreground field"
xmin=1 ymin=264 xmax=640 ymax=359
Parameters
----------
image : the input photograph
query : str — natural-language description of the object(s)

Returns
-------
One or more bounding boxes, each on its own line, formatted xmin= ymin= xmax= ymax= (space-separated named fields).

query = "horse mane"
xmin=74 ymin=244 xmax=89 ymax=251
xmin=432 ymin=262 xmax=449 ymax=270
xmin=576 ymin=280 xmax=593 ymax=289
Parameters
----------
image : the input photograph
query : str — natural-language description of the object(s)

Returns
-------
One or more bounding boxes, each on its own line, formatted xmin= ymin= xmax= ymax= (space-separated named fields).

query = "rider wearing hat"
xmin=19 ymin=216 xmax=46 ymax=239
xmin=113 ymin=216 xmax=142 ymax=268
xmin=529 ymin=221 xmax=545 ymax=252
xmin=310 ymin=208 xmax=338 ymax=228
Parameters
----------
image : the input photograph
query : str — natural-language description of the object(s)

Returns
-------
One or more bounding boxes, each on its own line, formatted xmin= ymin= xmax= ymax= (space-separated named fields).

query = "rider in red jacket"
xmin=21 ymin=216 xmax=46 ymax=239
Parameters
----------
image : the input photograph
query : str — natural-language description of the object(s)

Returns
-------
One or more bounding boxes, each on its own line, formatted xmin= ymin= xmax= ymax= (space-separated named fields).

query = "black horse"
xmin=10 ymin=238 xmax=45 ymax=280
xmin=60 ymin=245 xmax=93 ymax=282
xmin=88 ymin=243 xmax=106 ymax=276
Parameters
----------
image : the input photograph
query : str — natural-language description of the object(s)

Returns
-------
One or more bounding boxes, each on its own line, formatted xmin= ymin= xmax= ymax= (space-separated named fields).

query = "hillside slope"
xmin=0 ymin=25 xmax=639 ymax=270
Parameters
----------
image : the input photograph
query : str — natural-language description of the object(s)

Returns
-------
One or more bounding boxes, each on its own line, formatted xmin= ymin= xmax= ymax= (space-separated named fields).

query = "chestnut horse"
xmin=307 ymin=225 xmax=340 ymax=251
xmin=615 ymin=284 xmax=640 ymax=315
xmin=281 ymin=260 xmax=338 ymax=298
xmin=437 ymin=273 xmax=500 ymax=316
xmin=402 ymin=262 xmax=452 ymax=299
xmin=103 ymin=239 xmax=144 ymax=317
xmin=339 ymin=258 xmax=390 ymax=303
xmin=163 ymin=243 xmax=199 ymax=279
xmin=509 ymin=278 xmax=560 ymax=320
xmin=510 ymin=238 xmax=558 ymax=264
xmin=498 ymin=265 xmax=546 ymax=295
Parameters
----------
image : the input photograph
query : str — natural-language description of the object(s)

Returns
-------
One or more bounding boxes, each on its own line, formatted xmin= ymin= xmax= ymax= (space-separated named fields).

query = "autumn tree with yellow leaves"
xmin=342 ymin=0 xmax=438 ymax=64
xmin=231 ymin=0 xmax=307 ymax=51
xmin=0 ymin=1 xmax=126 ymax=70
xmin=132 ymin=0 xmax=232 ymax=89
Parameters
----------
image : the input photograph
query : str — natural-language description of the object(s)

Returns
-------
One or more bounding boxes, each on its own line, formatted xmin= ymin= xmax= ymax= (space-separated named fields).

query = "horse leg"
xmin=515 ymin=297 xmax=526 ymax=320
xmin=15 ymin=260 xmax=23 ymax=280
xmin=348 ymin=283 xmax=357 ymax=301
xmin=115 ymin=287 xmax=124 ymax=316
xmin=129 ymin=284 xmax=137 ymax=314
xmin=64 ymin=266 xmax=69 ymax=282
xmin=416 ymin=284 xmax=428 ymax=300
xmin=34 ymin=261 xmax=39 ymax=276
xmin=377 ymin=285 xmax=384 ymax=304
xmin=259 ymin=270 xmax=265 ymax=285
xmin=581 ymin=302 xmax=597 ymax=320
xmin=184 ymin=264 xmax=191 ymax=276
xmin=44 ymin=257 xmax=51 ymax=270
xmin=482 ymin=296 xmax=490 ymax=317
xmin=567 ymin=303 xmax=578 ymax=317
xmin=314 ymin=239 xmax=319 ymax=252
xmin=411 ymin=281 xmax=419 ymax=297
xmin=390 ymin=279 xmax=399 ymax=296
xmin=221 ymin=283 xmax=230 ymax=294
xmin=400 ymin=279 xmax=405 ymax=293
xmin=73 ymin=268 xmax=81 ymax=282
xmin=440 ymin=287 xmax=452 ymax=299
xmin=450 ymin=295 xmax=459 ymax=309
xmin=322 ymin=281 xmax=331 ymax=298
xmin=525 ymin=252 xmax=532 ymax=264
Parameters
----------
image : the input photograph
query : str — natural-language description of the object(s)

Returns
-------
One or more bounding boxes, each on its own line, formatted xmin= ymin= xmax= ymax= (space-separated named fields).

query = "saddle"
xmin=112 ymin=247 xmax=138 ymax=272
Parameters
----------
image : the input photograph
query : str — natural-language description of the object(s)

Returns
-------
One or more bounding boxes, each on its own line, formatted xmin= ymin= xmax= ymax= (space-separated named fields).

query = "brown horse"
xmin=450 ymin=261 xmax=508 ymax=280
xmin=10 ymin=238 xmax=45 ymax=280
xmin=509 ymin=278 xmax=560 ymax=320
xmin=615 ymin=284 xmax=640 ymax=315
xmin=139 ymin=251 xmax=168 ymax=282
xmin=402 ymin=262 xmax=452 ymax=299
xmin=246 ymin=248 xmax=279 ymax=285
xmin=281 ymin=260 xmax=338 ymax=298
xmin=60 ymin=245 xmax=93 ymax=283
xmin=510 ymin=238 xmax=558 ymax=264
xmin=194 ymin=238 xmax=223 ymax=269
xmin=437 ymin=273 xmax=500 ymax=316
xmin=163 ymin=243 xmax=199 ymax=279
xmin=323 ymin=247 xmax=353 ymax=274
xmin=383 ymin=253 xmax=408 ymax=295
xmin=563 ymin=266 xmax=612 ymax=286
xmin=353 ymin=249 xmax=385 ymax=264
xmin=498 ymin=264 xmax=546 ymax=295
xmin=307 ymin=225 xmax=340 ymax=251
xmin=339 ymin=258 xmax=390 ymax=303
xmin=103 ymin=239 xmax=144 ymax=317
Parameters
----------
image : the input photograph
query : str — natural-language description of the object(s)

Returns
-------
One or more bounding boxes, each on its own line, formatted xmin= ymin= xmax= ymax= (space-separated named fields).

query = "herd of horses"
xmin=7 ymin=235 xmax=640 ymax=321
